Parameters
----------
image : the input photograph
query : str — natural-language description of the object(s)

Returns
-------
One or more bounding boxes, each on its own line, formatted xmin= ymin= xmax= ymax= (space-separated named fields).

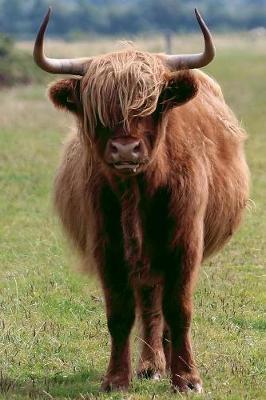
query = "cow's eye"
xmin=66 ymin=96 xmax=75 ymax=104
xmin=96 ymin=123 xmax=112 ymax=139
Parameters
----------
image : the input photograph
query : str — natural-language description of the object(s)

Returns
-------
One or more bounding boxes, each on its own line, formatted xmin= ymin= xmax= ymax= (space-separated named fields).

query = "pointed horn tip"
xmin=40 ymin=7 xmax=52 ymax=28
xmin=194 ymin=7 xmax=216 ymax=54
xmin=194 ymin=8 xmax=205 ymax=25
xmin=194 ymin=8 xmax=199 ymax=16
xmin=45 ymin=7 xmax=52 ymax=23
xmin=35 ymin=7 xmax=52 ymax=40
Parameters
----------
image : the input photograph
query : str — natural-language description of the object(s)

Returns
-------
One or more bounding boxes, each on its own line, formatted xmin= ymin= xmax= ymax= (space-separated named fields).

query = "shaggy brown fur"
xmin=47 ymin=49 xmax=249 ymax=393
xmin=81 ymin=50 xmax=166 ymax=136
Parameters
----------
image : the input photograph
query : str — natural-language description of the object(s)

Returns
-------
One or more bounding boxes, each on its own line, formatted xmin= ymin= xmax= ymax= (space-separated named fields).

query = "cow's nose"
xmin=106 ymin=139 xmax=145 ymax=163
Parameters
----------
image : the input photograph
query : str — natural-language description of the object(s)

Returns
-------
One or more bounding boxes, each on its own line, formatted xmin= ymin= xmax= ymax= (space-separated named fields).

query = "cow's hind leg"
xmin=136 ymin=284 xmax=166 ymax=379
xmin=101 ymin=283 xmax=135 ymax=392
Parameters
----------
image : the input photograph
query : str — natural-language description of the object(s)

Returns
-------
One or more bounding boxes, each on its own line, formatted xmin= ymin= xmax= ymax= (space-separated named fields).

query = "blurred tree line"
xmin=0 ymin=0 xmax=266 ymax=38
xmin=0 ymin=33 xmax=45 ymax=85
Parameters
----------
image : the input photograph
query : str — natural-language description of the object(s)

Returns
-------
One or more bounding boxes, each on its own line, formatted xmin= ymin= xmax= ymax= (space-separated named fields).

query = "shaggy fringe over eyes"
xmin=81 ymin=50 xmax=166 ymax=136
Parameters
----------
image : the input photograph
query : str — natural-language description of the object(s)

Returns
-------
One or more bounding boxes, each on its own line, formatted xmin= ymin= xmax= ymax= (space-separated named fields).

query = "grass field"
xmin=0 ymin=35 xmax=266 ymax=399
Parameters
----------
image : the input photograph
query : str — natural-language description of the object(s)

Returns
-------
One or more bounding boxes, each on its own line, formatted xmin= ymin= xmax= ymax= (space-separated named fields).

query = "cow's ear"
xmin=158 ymin=71 xmax=198 ymax=113
xmin=48 ymin=78 xmax=82 ymax=113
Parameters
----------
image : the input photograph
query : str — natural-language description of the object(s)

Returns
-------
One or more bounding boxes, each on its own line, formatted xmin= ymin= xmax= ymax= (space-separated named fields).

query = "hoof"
xmin=101 ymin=375 xmax=130 ymax=392
xmin=137 ymin=356 xmax=165 ymax=381
xmin=137 ymin=369 xmax=162 ymax=380
xmin=172 ymin=373 xmax=203 ymax=393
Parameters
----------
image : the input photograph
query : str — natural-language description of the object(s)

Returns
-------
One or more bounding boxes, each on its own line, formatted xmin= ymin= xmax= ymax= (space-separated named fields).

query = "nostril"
xmin=110 ymin=143 xmax=118 ymax=154
xmin=133 ymin=143 xmax=141 ymax=154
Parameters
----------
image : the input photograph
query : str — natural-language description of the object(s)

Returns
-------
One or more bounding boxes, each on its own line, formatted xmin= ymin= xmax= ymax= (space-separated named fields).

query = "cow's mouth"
xmin=113 ymin=162 xmax=140 ymax=173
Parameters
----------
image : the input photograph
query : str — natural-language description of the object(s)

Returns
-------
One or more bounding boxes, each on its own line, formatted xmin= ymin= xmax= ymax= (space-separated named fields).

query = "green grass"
xmin=0 ymin=37 xmax=266 ymax=399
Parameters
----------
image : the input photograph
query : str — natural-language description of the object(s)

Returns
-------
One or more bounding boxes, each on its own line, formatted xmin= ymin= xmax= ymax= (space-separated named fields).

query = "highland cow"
xmin=34 ymin=8 xmax=249 ymax=393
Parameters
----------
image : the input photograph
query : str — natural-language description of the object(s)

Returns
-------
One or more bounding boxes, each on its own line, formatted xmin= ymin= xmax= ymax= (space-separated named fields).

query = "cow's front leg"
xmin=101 ymin=283 xmax=135 ymax=392
xmin=163 ymin=241 xmax=203 ymax=393
xmin=135 ymin=284 xmax=166 ymax=379
xmin=95 ymin=186 xmax=136 ymax=391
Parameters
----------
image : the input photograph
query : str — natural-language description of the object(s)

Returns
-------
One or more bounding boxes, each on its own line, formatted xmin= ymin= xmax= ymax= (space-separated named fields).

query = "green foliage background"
xmin=0 ymin=34 xmax=45 ymax=86
xmin=0 ymin=0 xmax=266 ymax=37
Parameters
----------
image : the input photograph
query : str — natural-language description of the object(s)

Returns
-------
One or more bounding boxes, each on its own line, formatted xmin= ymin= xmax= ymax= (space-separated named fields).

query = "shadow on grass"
xmin=0 ymin=369 xmax=102 ymax=399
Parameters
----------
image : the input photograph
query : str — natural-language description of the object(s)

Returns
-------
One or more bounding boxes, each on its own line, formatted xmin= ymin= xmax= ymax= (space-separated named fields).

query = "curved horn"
xmin=33 ymin=7 xmax=90 ymax=75
xmin=164 ymin=9 xmax=215 ymax=70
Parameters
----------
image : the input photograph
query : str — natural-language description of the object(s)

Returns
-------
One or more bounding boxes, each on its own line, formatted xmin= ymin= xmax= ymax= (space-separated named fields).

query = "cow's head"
xmin=34 ymin=8 xmax=215 ymax=176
